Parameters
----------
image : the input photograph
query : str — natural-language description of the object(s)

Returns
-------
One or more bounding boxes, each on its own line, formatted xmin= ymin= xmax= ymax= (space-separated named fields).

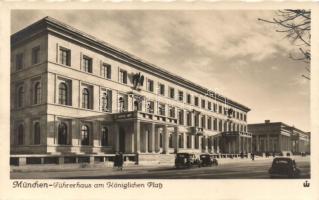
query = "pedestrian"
xmin=114 ymin=153 xmax=119 ymax=169
xmin=251 ymin=153 xmax=255 ymax=161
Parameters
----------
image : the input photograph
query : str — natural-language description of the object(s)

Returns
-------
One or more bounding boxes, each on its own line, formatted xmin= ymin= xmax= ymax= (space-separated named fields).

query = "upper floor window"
xmin=208 ymin=102 xmax=212 ymax=110
xmin=81 ymin=125 xmax=90 ymax=146
xmin=213 ymin=103 xmax=217 ymax=112
xmin=147 ymin=79 xmax=154 ymax=92
xmin=33 ymin=122 xmax=40 ymax=145
xmin=133 ymin=99 xmax=142 ymax=111
xmin=17 ymin=86 xmax=24 ymax=108
xmin=101 ymin=63 xmax=111 ymax=79
xmin=178 ymin=109 xmax=184 ymax=125
xmin=207 ymin=117 xmax=212 ymax=130
xmin=194 ymin=97 xmax=199 ymax=106
xmin=158 ymin=83 xmax=165 ymax=96
xmin=201 ymin=115 xmax=206 ymax=129
xmin=244 ymin=114 xmax=247 ymax=122
xmin=187 ymin=111 xmax=192 ymax=126
xmin=82 ymin=56 xmax=92 ymax=73
xmin=101 ymin=90 xmax=112 ymax=112
xmin=58 ymin=122 xmax=68 ymax=145
xmin=32 ymin=46 xmax=40 ymax=65
xmin=169 ymin=87 xmax=175 ymax=99
xmin=240 ymin=113 xmax=243 ymax=120
xmin=119 ymin=69 xmax=127 ymax=84
xmin=178 ymin=91 xmax=184 ymax=102
xmin=101 ymin=127 xmax=109 ymax=146
xmin=201 ymin=99 xmax=206 ymax=109
xmin=15 ymin=53 xmax=24 ymax=70
xmin=218 ymin=105 xmax=222 ymax=114
xmin=58 ymin=82 xmax=68 ymax=105
xmin=146 ymin=101 xmax=154 ymax=113
xmin=213 ymin=118 xmax=217 ymax=131
xmin=118 ymin=95 xmax=127 ymax=112
xmin=187 ymin=94 xmax=191 ymax=104
xmin=158 ymin=103 xmax=165 ymax=116
xmin=169 ymin=106 xmax=175 ymax=118
xmin=82 ymin=88 xmax=92 ymax=109
xmin=59 ymin=47 xmax=71 ymax=66
xmin=33 ymin=82 xmax=41 ymax=105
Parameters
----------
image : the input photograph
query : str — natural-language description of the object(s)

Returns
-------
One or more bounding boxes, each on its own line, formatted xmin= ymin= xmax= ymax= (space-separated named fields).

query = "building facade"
xmin=10 ymin=17 xmax=251 ymax=164
xmin=248 ymin=120 xmax=310 ymax=155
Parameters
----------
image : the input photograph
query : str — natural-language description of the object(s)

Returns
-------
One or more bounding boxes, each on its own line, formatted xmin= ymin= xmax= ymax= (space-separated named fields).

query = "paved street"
xmin=11 ymin=156 xmax=310 ymax=179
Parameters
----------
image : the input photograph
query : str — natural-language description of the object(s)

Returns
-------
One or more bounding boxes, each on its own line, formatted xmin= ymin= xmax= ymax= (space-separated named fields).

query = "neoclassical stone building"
xmin=248 ymin=120 xmax=310 ymax=155
xmin=10 ymin=17 xmax=251 ymax=164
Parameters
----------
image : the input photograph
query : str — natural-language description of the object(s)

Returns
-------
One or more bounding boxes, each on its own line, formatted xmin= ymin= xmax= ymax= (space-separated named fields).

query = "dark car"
xmin=269 ymin=157 xmax=300 ymax=178
xmin=200 ymin=154 xmax=218 ymax=167
xmin=175 ymin=153 xmax=200 ymax=169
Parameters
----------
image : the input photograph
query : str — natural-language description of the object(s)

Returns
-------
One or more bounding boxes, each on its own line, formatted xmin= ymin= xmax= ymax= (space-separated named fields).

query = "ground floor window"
xmin=159 ymin=133 xmax=163 ymax=148
xmin=178 ymin=134 xmax=183 ymax=148
xmin=101 ymin=127 xmax=108 ymax=146
xmin=169 ymin=134 xmax=173 ymax=148
xmin=17 ymin=124 xmax=24 ymax=145
xmin=81 ymin=125 xmax=90 ymax=145
xmin=33 ymin=122 xmax=40 ymax=145
xmin=187 ymin=135 xmax=191 ymax=148
xmin=58 ymin=122 xmax=68 ymax=145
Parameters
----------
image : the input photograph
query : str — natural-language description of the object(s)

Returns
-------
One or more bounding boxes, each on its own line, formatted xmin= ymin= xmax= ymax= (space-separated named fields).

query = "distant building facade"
xmin=248 ymin=120 xmax=310 ymax=155
xmin=10 ymin=17 xmax=251 ymax=164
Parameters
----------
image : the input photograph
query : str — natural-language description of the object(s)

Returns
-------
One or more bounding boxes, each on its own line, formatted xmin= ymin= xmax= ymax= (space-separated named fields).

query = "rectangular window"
xmin=147 ymin=79 xmax=154 ymax=92
xmin=187 ymin=94 xmax=191 ymax=104
xmin=158 ymin=103 xmax=165 ymax=116
xmin=178 ymin=110 xmax=184 ymax=125
xmin=169 ymin=106 xmax=175 ymax=118
xmin=208 ymin=102 xmax=212 ymax=110
xmin=59 ymin=47 xmax=71 ymax=66
xmin=219 ymin=105 xmax=222 ymax=114
xmin=194 ymin=97 xmax=199 ymax=106
xmin=178 ymin=91 xmax=184 ymax=102
xmin=240 ymin=113 xmax=243 ymax=120
xmin=187 ymin=112 xmax=192 ymax=126
xmin=187 ymin=135 xmax=191 ymax=148
xmin=213 ymin=103 xmax=217 ymax=112
xmin=201 ymin=99 xmax=205 ymax=109
xmin=213 ymin=119 xmax=217 ymax=131
xmin=201 ymin=115 xmax=206 ymax=129
xmin=208 ymin=117 xmax=212 ymax=130
xmin=82 ymin=56 xmax=92 ymax=73
xmin=244 ymin=114 xmax=247 ymax=121
xmin=158 ymin=83 xmax=165 ymax=96
xmin=15 ymin=53 xmax=24 ymax=70
xmin=101 ymin=89 xmax=112 ymax=112
xmin=146 ymin=101 xmax=154 ymax=113
xmin=101 ymin=63 xmax=111 ymax=79
xmin=32 ymin=46 xmax=40 ymax=65
xmin=119 ymin=69 xmax=127 ymax=84
xmin=169 ymin=87 xmax=175 ymax=99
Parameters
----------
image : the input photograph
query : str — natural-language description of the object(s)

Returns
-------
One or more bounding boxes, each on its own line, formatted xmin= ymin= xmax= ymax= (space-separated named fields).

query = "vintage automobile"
xmin=268 ymin=157 xmax=301 ymax=178
xmin=175 ymin=153 xmax=201 ymax=169
xmin=199 ymin=154 xmax=218 ymax=167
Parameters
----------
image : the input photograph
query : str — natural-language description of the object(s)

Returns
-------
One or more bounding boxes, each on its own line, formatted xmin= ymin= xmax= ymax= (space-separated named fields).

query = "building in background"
xmin=10 ymin=17 xmax=251 ymax=165
xmin=248 ymin=120 xmax=310 ymax=156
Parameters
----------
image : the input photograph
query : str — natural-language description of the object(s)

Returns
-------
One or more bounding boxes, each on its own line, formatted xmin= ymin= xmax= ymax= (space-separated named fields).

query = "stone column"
xmin=256 ymin=135 xmax=260 ymax=153
xmin=149 ymin=123 xmax=155 ymax=153
xmin=155 ymin=126 xmax=160 ymax=152
xmin=133 ymin=120 xmax=140 ymax=153
xmin=216 ymin=136 xmax=220 ymax=153
xmin=113 ymin=123 xmax=119 ymax=153
xmin=211 ymin=136 xmax=215 ymax=153
xmin=174 ymin=126 xmax=179 ymax=153
xmin=237 ymin=135 xmax=241 ymax=153
xmin=144 ymin=129 xmax=148 ymax=153
xmin=163 ymin=125 xmax=169 ymax=154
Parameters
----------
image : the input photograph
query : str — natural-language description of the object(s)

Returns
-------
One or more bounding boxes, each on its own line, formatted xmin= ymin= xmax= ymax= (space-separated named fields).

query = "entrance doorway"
xmin=119 ymin=127 xmax=126 ymax=153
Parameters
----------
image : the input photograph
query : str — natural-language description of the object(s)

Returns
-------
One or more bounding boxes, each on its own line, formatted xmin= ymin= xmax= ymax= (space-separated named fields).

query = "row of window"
xmin=57 ymin=46 xmax=246 ymax=119
xmin=14 ymin=46 xmax=41 ymax=70
xmin=15 ymin=81 xmax=42 ymax=108
xmin=15 ymin=122 xmax=110 ymax=146
xmin=13 ymin=45 xmax=246 ymax=120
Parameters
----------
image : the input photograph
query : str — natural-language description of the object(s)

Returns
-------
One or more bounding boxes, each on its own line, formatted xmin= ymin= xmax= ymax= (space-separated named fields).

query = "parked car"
xmin=269 ymin=157 xmax=300 ymax=178
xmin=175 ymin=153 xmax=200 ymax=169
xmin=199 ymin=154 xmax=218 ymax=167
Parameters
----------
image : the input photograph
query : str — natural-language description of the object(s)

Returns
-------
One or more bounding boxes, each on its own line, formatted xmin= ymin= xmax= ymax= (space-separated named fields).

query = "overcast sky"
xmin=11 ymin=10 xmax=310 ymax=131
